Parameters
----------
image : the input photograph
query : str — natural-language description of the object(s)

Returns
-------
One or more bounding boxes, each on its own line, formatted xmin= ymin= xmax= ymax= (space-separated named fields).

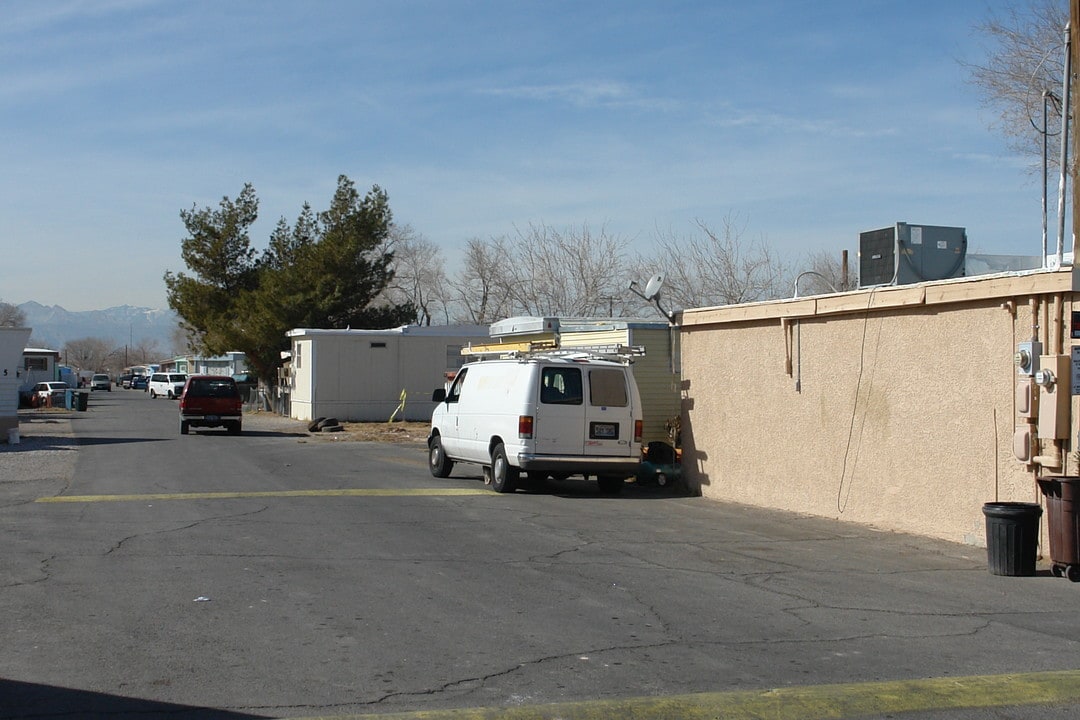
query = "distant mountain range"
xmin=19 ymin=301 xmax=180 ymax=353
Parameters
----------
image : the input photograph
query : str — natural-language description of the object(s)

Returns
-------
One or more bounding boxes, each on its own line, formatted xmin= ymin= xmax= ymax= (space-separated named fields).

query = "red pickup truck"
xmin=178 ymin=375 xmax=243 ymax=435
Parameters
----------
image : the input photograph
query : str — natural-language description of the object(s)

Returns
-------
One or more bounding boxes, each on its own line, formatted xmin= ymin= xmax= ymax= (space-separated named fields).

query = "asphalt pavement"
xmin=2 ymin=393 xmax=1080 ymax=720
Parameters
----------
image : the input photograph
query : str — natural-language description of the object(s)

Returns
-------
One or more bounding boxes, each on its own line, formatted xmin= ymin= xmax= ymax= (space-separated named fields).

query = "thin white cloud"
xmin=478 ymin=81 xmax=678 ymax=112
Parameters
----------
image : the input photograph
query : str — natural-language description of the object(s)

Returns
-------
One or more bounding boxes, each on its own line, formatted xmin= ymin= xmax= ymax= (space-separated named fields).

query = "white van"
xmin=428 ymin=353 xmax=643 ymax=494
xmin=148 ymin=373 xmax=188 ymax=399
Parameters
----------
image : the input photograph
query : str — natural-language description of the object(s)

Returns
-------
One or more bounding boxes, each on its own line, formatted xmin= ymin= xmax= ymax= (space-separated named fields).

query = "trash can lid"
xmin=982 ymin=501 xmax=1043 ymax=518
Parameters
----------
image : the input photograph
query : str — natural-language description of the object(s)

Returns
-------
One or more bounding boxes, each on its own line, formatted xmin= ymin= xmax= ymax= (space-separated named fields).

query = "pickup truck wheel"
xmin=597 ymin=475 xmax=624 ymax=495
xmin=180 ymin=420 xmax=189 ymax=435
xmin=227 ymin=421 xmax=242 ymax=435
xmin=490 ymin=444 xmax=518 ymax=493
xmin=428 ymin=435 xmax=454 ymax=478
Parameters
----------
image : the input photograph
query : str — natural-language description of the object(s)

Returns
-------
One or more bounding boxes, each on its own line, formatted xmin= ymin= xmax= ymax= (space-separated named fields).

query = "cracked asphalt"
xmin=3 ymin=391 xmax=1080 ymax=719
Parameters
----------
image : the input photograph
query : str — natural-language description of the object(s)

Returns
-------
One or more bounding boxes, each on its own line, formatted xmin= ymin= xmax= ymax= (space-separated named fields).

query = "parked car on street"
xmin=149 ymin=373 xmax=187 ymax=399
xmin=90 ymin=374 xmax=111 ymax=391
xmin=179 ymin=375 xmax=243 ymax=435
xmin=118 ymin=373 xmax=134 ymax=389
xmin=131 ymin=375 xmax=149 ymax=391
xmin=32 ymin=381 xmax=70 ymax=406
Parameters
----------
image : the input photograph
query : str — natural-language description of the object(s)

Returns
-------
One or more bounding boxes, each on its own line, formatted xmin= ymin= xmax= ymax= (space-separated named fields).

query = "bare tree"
xmin=794 ymin=249 xmax=858 ymax=296
xmin=170 ymin=323 xmax=197 ymax=357
xmin=635 ymin=215 xmax=789 ymax=310
xmin=446 ymin=224 xmax=637 ymax=323
xmin=503 ymin=223 xmax=636 ymax=317
xmin=446 ymin=236 xmax=517 ymax=324
xmin=129 ymin=339 xmax=162 ymax=366
xmin=0 ymin=300 xmax=26 ymax=327
xmin=381 ymin=225 xmax=450 ymax=325
xmin=63 ymin=337 xmax=118 ymax=372
xmin=964 ymin=0 xmax=1070 ymax=174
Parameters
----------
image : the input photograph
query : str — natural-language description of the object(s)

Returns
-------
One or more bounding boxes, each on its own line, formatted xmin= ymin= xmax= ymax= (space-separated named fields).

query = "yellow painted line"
xmin=36 ymin=487 xmax=490 ymax=503
xmin=294 ymin=669 xmax=1080 ymax=720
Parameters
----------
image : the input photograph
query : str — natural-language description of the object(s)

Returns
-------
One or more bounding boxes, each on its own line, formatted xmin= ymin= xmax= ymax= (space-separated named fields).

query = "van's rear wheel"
xmin=428 ymin=435 xmax=454 ymax=478
xmin=490 ymin=444 xmax=518 ymax=493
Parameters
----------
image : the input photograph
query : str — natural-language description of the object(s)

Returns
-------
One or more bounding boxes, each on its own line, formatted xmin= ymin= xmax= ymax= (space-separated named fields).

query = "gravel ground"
xmin=0 ymin=410 xmax=79 ymax=502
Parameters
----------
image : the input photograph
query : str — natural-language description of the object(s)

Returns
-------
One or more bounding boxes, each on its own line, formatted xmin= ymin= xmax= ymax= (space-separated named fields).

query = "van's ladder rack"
xmin=462 ymin=341 xmax=644 ymax=364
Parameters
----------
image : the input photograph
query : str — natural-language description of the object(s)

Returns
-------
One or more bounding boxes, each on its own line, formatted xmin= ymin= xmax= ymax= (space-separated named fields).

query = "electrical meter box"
xmin=859 ymin=222 xmax=967 ymax=288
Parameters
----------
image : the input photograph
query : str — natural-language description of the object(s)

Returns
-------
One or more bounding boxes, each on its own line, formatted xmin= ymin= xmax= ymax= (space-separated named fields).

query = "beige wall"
xmin=679 ymin=271 xmax=1076 ymax=546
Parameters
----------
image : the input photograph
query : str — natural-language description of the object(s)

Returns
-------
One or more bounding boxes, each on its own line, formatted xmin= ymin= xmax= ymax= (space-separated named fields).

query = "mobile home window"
xmin=25 ymin=357 xmax=47 ymax=371
xmin=588 ymin=369 xmax=628 ymax=407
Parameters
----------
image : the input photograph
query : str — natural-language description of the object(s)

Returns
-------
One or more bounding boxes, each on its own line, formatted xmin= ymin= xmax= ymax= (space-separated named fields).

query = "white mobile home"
xmin=286 ymin=325 xmax=489 ymax=423
xmin=1 ymin=329 xmax=32 ymax=438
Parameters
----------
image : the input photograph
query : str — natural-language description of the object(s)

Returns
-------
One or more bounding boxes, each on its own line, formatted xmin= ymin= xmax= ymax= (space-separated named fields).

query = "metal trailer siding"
xmin=561 ymin=326 xmax=681 ymax=446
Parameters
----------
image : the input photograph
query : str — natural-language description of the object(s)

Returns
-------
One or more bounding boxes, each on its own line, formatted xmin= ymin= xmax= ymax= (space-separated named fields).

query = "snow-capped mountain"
xmin=18 ymin=301 xmax=180 ymax=352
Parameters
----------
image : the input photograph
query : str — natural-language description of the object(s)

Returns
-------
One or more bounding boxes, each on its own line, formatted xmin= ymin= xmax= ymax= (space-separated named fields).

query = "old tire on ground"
xmin=428 ymin=435 xmax=454 ymax=478
xmin=307 ymin=417 xmax=326 ymax=433
xmin=597 ymin=475 xmax=624 ymax=495
xmin=490 ymin=443 xmax=518 ymax=493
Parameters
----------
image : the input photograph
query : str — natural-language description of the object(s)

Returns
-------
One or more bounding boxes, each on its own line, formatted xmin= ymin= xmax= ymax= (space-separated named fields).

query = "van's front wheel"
xmin=428 ymin=435 xmax=454 ymax=478
xmin=490 ymin=444 xmax=518 ymax=493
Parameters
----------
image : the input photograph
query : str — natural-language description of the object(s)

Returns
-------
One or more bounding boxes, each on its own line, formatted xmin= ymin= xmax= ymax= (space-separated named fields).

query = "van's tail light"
xmin=518 ymin=415 xmax=534 ymax=439
xmin=634 ymin=420 xmax=643 ymax=443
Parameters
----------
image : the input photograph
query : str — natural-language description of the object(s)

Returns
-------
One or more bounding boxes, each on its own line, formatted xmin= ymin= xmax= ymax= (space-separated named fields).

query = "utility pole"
xmin=1071 ymin=1 xmax=1080 ymax=265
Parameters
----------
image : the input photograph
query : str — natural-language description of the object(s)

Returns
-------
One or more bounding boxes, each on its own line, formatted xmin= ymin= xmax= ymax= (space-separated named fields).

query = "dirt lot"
xmin=308 ymin=416 xmax=425 ymax=444
xmin=336 ymin=420 xmax=429 ymax=444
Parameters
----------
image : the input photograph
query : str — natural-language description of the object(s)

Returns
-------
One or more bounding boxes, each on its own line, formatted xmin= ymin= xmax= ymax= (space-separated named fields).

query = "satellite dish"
xmin=643 ymin=273 xmax=665 ymax=301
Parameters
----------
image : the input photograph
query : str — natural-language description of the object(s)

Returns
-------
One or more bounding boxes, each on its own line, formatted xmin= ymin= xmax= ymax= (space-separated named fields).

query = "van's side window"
xmin=588 ymin=369 xmax=628 ymax=407
xmin=541 ymin=367 xmax=582 ymax=405
xmin=446 ymin=368 xmax=468 ymax=403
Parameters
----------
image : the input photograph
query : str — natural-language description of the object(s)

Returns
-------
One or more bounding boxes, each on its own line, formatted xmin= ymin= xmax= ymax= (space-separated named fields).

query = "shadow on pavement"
xmin=0 ymin=677 xmax=269 ymax=720
xmin=452 ymin=472 xmax=695 ymax=500
xmin=186 ymin=430 xmax=310 ymax=438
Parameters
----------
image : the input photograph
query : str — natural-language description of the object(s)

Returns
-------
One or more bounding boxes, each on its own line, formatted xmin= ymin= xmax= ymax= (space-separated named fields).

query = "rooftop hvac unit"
xmin=858 ymin=222 xmax=967 ymax=288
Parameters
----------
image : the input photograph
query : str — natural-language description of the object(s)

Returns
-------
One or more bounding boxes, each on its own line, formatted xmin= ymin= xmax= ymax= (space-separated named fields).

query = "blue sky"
xmin=0 ymin=0 xmax=1054 ymax=311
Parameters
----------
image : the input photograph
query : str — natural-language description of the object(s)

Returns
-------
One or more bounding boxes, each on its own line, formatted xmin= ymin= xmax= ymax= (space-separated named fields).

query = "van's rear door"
xmin=582 ymin=366 xmax=634 ymax=457
xmin=533 ymin=363 xmax=634 ymax=458
xmin=533 ymin=365 xmax=586 ymax=455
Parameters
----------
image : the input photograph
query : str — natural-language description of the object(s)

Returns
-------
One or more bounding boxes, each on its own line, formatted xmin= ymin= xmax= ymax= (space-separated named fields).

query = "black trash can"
xmin=983 ymin=502 xmax=1042 ymax=576
xmin=74 ymin=392 xmax=88 ymax=411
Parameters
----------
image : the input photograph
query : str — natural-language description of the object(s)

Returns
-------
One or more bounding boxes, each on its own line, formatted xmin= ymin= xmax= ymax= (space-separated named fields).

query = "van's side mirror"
xmin=432 ymin=388 xmax=447 ymax=402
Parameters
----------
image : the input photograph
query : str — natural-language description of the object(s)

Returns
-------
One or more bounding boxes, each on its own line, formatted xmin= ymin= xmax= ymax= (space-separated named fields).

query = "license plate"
xmin=591 ymin=422 xmax=618 ymax=439
xmin=206 ymin=415 xmax=219 ymax=422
